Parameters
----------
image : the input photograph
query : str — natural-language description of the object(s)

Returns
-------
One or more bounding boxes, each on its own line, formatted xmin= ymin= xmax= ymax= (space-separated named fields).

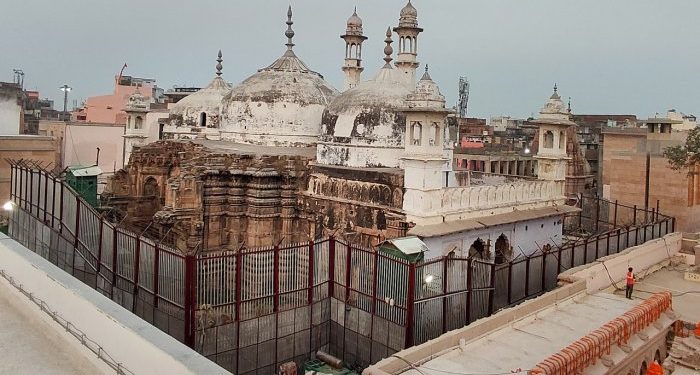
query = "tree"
xmin=663 ymin=127 xmax=700 ymax=171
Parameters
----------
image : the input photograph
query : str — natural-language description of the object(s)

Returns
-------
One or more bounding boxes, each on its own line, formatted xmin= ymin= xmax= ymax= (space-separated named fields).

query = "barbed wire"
xmin=0 ymin=269 xmax=135 ymax=375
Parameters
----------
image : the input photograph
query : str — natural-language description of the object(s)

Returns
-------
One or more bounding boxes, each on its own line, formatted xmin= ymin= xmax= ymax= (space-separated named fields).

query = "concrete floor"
xmin=630 ymin=266 xmax=700 ymax=323
xmin=0 ymin=279 xmax=104 ymax=375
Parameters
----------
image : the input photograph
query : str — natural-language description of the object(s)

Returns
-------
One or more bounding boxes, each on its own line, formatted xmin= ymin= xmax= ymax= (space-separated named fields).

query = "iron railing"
xmin=6 ymin=160 xmax=675 ymax=373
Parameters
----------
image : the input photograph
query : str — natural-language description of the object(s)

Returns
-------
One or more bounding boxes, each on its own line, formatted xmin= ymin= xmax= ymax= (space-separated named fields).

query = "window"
xmin=200 ymin=112 xmax=207 ymax=128
xmin=410 ymin=121 xmax=422 ymax=145
xmin=468 ymin=238 xmax=486 ymax=259
xmin=431 ymin=122 xmax=441 ymax=146
xmin=559 ymin=131 xmax=565 ymax=149
xmin=543 ymin=130 xmax=554 ymax=148
xmin=134 ymin=116 xmax=143 ymax=129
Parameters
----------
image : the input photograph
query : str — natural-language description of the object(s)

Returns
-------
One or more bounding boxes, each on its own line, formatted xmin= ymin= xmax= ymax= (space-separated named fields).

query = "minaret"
xmin=393 ymin=0 xmax=423 ymax=86
xmin=123 ymin=88 xmax=149 ymax=166
xmin=533 ymin=84 xmax=573 ymax=182
xmin=401 ymin=66 xmax=452 ymax=225
xmin=340 ymin=7 xmax=367 ymax=90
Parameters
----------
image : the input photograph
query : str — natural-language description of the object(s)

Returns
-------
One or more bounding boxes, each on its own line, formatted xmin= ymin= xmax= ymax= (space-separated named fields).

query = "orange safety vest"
xmin=626 ymin=272 xmax=634 ymax=286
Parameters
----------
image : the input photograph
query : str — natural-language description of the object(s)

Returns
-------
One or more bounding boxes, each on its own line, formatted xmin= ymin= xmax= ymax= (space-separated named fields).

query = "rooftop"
xmin=399 ymin=293 xmax=642 ymax=375
xmin=0 ymin=274 xmax=101 ymax=375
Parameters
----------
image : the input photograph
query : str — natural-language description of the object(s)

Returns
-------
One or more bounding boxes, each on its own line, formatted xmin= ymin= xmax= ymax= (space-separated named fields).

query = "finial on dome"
xmin=420 ymin=63 xmax=432 ymax=80
xmin=567 ymin=97 xmax=572 ymax=113
xmin=383 ymin=27 xmax=393 ymax=67
xmin=216 ymin=50 xmax=223 ymax=77
xmin=285 ymin=5 xmax=295 ymax=51
xmin=353 ymin=6 xmax=357 ymax=15
xmin=553 ymin=83 xmax=558 ymax=94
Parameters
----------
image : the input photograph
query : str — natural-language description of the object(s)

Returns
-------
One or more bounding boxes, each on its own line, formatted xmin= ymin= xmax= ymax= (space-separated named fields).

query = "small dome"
xmin=347 ymin=9 xmax=362 ymax=27
xmin=170 ymin=76 xmax=232 ymax=117
xmin=126 ymin=91 xmax=148 ymax=112
xmin=400 ymin=0 xmax=417 ymax=18
xmin=406 ymin=68 xmax=445 ymax=109
xmin=344 ymin=8 xmax=364 ymax=37
xmin=398 ymin=0 xmax=418 ymax=27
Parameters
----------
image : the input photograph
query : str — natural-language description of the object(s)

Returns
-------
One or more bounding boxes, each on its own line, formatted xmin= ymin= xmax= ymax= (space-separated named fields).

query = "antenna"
xmin=458 ymin=76 xmax=470 ymax=118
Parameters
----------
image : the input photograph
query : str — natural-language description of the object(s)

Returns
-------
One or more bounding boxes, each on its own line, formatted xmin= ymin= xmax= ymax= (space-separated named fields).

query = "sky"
xmin=2 ymin=0 xmax=698 ymax=119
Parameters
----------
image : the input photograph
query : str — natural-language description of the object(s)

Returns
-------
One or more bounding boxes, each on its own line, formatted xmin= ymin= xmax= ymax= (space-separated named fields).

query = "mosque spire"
xmin=383 ymin=27 xmax=394 ymax=68
xmin=216 ymin=50 xmax=223 ymax=77
xmin=285 ymin=5 xmax=295 ymax=51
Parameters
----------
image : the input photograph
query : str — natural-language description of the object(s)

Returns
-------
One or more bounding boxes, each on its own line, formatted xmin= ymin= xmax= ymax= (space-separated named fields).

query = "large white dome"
xmin=317 ymin=67 xmax=411 ymax=168
xmin=219 ymin=7 xmax=338 ymax=147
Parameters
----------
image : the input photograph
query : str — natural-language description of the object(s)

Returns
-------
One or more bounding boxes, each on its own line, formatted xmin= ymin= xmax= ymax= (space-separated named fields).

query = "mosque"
xmin=106 ymin=2 xmax=578 ymax=261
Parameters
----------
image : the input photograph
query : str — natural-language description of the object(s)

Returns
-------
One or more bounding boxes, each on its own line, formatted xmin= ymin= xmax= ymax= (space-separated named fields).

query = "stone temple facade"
xmin=105 ymin=2 xmax=577 ymax=260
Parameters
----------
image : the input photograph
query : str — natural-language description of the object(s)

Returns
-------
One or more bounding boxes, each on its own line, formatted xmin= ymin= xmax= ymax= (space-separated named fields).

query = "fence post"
xmin=672 ymin=217 xmax=676 ymax=233
xmin=606 ymin=232 xmax=611 ymax=256
xmin=506 ymin=262 xmax=513 ymax=305
xmin=72 ymin=199 xmax=81 ymax=275
xmin=183 ymin=254 xmax=196 ymax=348
xmin=557 ymin=246 xmax=562 ymax=274
xmin=405 ymin=262 xmax=416 ymax=348
xmin=328 ymin=237 xmax=335 ymax=298
xmin=234 ymin=248 xmax=243 ymax=374
xmin=59 ymin=182 xmax=64 ymax=235
xmin=132 ymin=236 xmax=141 ymax=313
xmin=441 ymin=257 xmax=448 ymax=334
xmin=466 ymin=258 xmax=473 ymax=324
xmin=43 ymin=170 xmax=49 ymax=223
xmin=9 ymin=164 xmax=13 ymax=202
xmin=524 ymin=256 xmax=530 ymax=297
xmin=487 ymin=262 xmax=496 ymax=316
xmin=582 ymin=237 xmax=589 ymax=265
xmin=51 ymin=176 xmax=56 ymax=229
xmin=633 ymin=204 xmax=637 ymax=226
xmin=613 ymin=200 xmax=618 ymax=228
xmin=110 ymin=229 xmax=118 ymax=299
xmin=153 ymin=244 xmax=160 ymax=309
xmin=541 ymin=252 xmax=547 ymax=293
xmin=308 ymin=240 xmax=314 ymax=304
xmin=595 ymin=196 xmax=600 ymax=232
xmin=96 ymin=217 xmax=104 ymax=275
xmin=29 ymin=168 xmax=33 ymax=215
xmin=273 ymin=245 xmax=280 ymax=312
xmin=345 ymin=244 xmax=352 ymax=303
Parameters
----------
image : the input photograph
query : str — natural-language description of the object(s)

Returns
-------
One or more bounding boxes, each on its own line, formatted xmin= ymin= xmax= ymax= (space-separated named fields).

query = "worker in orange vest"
xmin=646 ymin=360 xmax=664 ymax=375
xmin=625 ymin=267 xmax=635 ymax=299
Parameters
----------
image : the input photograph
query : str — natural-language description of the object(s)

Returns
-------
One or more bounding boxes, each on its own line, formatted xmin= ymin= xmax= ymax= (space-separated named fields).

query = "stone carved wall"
xmin=302 ymin=164 xmax=407 ymax=247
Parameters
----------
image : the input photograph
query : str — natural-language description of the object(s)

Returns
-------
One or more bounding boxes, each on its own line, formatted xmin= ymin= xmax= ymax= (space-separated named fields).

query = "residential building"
xmin=601 ymin=126 xmax=700 ymax=232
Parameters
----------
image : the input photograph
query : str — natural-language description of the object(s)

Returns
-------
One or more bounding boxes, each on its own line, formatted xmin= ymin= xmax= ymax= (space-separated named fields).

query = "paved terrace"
xmin=0 ymin=233 xmax=230 ymax=375
xmin=0 ymin=275 xmax=101 ymax=375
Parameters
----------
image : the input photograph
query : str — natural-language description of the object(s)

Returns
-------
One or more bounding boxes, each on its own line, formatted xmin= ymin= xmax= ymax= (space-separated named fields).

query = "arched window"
xmin=200 ymin=112 xmax=207 ymax=128
xmin=543 ymin=130 xmax=554 ymax=148
xmin=495 ymin=234 xmax=511 ymax=264
xmin=559 ymin=130 xmax=565 ymax=149
xmin=134 ymin=116 xmax=143 ymax=130
xmin=143 ymin=177 xmax=159 ymax=197
xmin=432 ymin=122 xmax=441 ymax=146
xmin=411 ymin=121 xmax=422 ymax=145
xmin=468 ymin=238 xmax=487 ymax=260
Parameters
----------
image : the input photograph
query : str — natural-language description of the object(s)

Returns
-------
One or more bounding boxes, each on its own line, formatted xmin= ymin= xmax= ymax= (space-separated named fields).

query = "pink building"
xmin=75 ymin=75 xmax=156 ymax=125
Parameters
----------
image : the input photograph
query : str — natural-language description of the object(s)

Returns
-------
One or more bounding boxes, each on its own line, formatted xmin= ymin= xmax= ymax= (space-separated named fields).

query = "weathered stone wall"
xmin=302 ymin=164 xmax=407 ymax=247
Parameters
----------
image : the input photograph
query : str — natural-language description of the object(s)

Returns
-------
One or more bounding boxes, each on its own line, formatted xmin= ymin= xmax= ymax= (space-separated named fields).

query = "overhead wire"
xmin=390 ymin=355 xmax=537 ymax=375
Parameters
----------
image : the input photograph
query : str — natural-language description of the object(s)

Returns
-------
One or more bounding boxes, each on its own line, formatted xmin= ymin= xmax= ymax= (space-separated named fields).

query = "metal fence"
xmin=6 ymin=161 xmax=675 ymax=374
